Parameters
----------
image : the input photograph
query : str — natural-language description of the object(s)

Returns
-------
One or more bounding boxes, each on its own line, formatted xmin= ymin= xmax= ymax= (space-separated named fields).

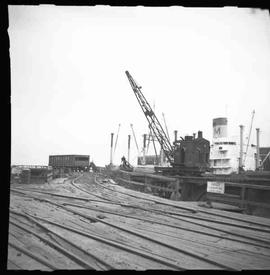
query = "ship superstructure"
xmin=210 ymin=117 xmax=256 ymax=174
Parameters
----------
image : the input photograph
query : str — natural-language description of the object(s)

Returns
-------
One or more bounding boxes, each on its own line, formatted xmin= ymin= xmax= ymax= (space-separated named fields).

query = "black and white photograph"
xmin=6 ymin=4 xmax=270 ymax=270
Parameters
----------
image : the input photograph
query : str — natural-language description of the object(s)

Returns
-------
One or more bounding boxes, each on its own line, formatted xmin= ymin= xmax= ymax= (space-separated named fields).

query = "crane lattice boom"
xmin=125 ymin=71 xmax=174 ymax=164
xmin=243 ymin=110 xmax=255 ymax=166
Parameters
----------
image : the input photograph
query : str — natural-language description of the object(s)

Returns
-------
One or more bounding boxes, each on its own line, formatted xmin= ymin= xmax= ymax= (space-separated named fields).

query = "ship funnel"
xmin=213 ymin=117 xmax=227 ymax=139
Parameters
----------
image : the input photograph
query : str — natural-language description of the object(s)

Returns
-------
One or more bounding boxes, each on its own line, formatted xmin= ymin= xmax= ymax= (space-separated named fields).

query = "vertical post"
xmin=142 ymin=134 xmax=146 ymax=165
xmin=170 ymin=179 xmax=180 ymax=201
xmin=256 ymin=128 xmax=260 ymax=169
xmin=160 ymin=142 xmax=164 ymax=166
xmin=240 ymin=186 xmax=246 ymax=209
xmin=128 ymin=135 xmax=131 ymax=163
xmin=239 ymin=125 xmax=244 ymax=170
xmin=110 ymin=133 xmax=114 ymax=165
xmin=144 ymin=176 xmax=149 ymax=193
xmin=174 ymin=130 xmax=178 ymax=143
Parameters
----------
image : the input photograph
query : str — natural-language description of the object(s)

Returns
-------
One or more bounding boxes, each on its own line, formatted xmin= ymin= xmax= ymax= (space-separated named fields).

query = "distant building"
xmin=137 ymin=155 xmax=161 ymax=166
xmin=209 ymin=118 xmax=256 ymax=174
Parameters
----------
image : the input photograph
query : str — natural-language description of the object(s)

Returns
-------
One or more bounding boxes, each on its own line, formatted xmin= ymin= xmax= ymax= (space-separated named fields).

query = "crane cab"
xmin=173 ymin=131 xmax=210 ymax=171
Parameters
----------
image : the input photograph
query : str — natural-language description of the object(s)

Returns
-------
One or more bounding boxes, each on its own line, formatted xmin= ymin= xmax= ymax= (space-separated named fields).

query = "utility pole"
xmin=256 ymin=128 xmax=260 ymax=169
xmin=128 ymin=135 xmax=131 ymax=163
xmin=110 ymin=133 xmax=114 ymax=165
xmin=142 ymin=134 xmax=147 ymax=165
xmin=174 ymin=130 xmax=178 ymax=144
xmin=239 ymin=125 xmax=244 ymax=171
xmin=130 ymin=124 xmax=140 ymax=157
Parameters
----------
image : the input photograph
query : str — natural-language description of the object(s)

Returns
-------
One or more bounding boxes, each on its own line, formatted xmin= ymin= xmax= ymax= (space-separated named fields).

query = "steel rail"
xmin=61 ymin=200 xmax=270 ymax=249
xmin=7 ymin=260 xmax=22 ymax=269
xmin=8 ymin=241 xmax=56 ymax=270
xmin=82 ymin=177 xmax=270 ymax=248
xmin=60 ymin=202 xmax=236 ymax=270
xmin=93 ymin=175 xmax=270 ymax=230
xmin=94 ymin=175 xmax=198 ymax=213
xmin=70 ymin=179 xmax=115 ymax=202
xmin=142 ymin=206 xmax=270 ymax=233
xmin=9 ymin=214 xmax=113 ymax=270
xmin=11 ymin=184 xmax=270 ymax=250
xmin=10 ymin=195 xmax=238 ymax=270
xmin=15 ymin=178 xmax=270 ymax=232
xmin=9 ymin=218 xmax=100 ymax=270
xmin=11 ymin=172 xmax=115 ymax=203
xmin=11 ymin=186 xmax=100 ymax=202
xmin=191 ymin=207 xmax=270 ymax=228
xmin=62 ymin=199 xmax=270 ymax=235
xmin=93 ymin=173 xmax=270 ymax=229
xmin=10 ymin=210 xmax=185 ymax=270
xmin=10 ymin=187 xmax=126 ymax=207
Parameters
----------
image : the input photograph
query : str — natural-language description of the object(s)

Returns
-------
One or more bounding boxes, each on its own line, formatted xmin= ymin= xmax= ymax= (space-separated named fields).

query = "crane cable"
xmin=112 ymin=123 xmax=121 ymax=162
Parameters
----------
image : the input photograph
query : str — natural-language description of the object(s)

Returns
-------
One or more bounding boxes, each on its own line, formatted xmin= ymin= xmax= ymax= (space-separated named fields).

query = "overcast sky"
xmin=9 ymin=5 xmax=270 ymax=166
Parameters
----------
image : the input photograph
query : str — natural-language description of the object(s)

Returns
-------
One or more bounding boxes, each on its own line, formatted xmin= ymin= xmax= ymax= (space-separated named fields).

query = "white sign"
xmin=207 ymin=181 xmax=225 ymax=194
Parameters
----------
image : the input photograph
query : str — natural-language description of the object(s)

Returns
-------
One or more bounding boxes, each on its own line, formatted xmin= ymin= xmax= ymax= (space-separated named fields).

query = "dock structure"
xmin=11 ymin=165 xmax=53 ymax=184
xmin=8 ymin=172 xmax=270 ymax=270
xmin=107 ymin=169 xmax=270 ymax=218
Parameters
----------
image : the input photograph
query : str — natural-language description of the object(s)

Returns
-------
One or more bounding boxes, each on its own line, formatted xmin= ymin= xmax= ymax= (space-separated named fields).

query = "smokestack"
xmin=128 ymin=135 xmax=131 ymax=163
xmin=174 ymin=130 xmax=178 ymax=143
xmin=143 ymin=134 xmax=147 ymax=148
xmin=142 ymin=134 xmax=147 ymax=165
xmin=193 ymin=133 xmax=196 ymax=139
xmin=198 ymin=131 xmax=203 ymax=139
xmin=256 ymin=128 xmax=260 ymax=169
xmin=213 ymin=117 xmax=228 ymax=139
xmin=110 ymin=133 xmax=114 ymax=165
xmin=239 ymin=125 xmax=244 ymax=170
xmin=160 ymin=148 xmax=164 ymax=166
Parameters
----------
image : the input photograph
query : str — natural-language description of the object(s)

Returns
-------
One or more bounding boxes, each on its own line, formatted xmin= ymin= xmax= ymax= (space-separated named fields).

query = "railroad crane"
xmin=125 ymin=71 xmax=210 ymax=176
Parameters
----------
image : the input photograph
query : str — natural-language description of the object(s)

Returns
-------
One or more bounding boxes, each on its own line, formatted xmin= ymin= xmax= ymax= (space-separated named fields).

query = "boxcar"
xmin=49 ymin=155 xmax=90 ymax=170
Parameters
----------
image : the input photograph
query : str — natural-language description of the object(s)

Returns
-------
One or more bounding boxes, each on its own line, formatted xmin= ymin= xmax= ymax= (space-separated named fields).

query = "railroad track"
xmin=92 ymin=174 xmax=270 ymax=226
xmin=89 ymin=174 xmax=270 ymax=232
xmin=9 ymin=173 xmax=270 ymax=269
xmin=8 ymin=238 xmax=57 ymax=271
xmin=12 ymin=187 xmax=270 ymax=250
xmin=10 ymin=188 xmax=270 ymax=270
xmin=12 ymin=174 xmax=270 ymax=245
xmin=9 ymin=212 xmax=115 ymax=270
xmin=9 ymin=190 xmax=237 ymax=270
xmin=9 ymin=210 xmax=186 ymax=270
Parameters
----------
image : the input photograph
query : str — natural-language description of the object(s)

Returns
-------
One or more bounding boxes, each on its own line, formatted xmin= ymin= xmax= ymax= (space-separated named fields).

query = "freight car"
xmin=49 ymin=155 xmax=90 ymax=171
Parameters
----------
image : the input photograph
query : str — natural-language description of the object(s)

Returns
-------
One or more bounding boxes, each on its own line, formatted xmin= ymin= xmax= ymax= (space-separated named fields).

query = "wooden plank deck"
xmin=8 ymin=172 xmax=270 ymax=270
